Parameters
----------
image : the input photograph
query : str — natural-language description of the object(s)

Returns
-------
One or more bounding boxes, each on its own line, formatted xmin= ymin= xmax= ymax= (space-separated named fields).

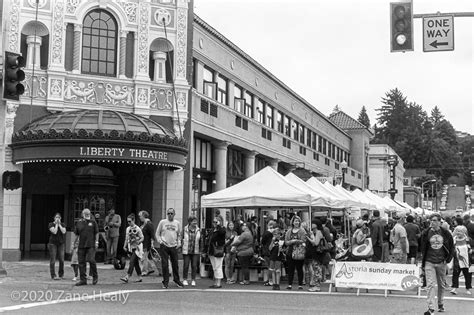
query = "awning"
xmin=10 ymin=110 xmax=188 ymax=169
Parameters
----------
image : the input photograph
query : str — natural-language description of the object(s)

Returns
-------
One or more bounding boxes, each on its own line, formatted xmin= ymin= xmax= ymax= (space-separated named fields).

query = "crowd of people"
xmin=46 ymin=207 xmax=474 ymax=312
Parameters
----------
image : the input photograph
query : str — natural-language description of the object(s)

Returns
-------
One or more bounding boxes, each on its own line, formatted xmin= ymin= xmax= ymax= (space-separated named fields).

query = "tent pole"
xmin=309 ymin=205 xmax=312 ymax=222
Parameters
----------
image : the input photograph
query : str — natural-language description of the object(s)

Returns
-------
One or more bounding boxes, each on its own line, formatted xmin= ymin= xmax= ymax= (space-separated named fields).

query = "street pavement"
xmin=0 ymin=260 xmax=473 ymax=314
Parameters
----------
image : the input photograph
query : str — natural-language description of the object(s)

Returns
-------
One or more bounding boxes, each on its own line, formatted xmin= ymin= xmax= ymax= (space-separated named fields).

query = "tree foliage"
xmin=358 ymin=106 xmax=371 ymax=128
xmin=373 ymin=88 xmax=463 ymax=182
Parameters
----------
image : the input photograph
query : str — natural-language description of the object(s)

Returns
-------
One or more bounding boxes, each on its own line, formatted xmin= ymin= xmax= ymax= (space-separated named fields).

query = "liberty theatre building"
xmin=1 ymin=0 xmax=192 ymax=260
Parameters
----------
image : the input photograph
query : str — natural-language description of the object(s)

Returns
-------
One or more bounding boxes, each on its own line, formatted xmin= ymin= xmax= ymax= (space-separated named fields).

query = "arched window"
xmin=82 ymin=9 xmax=117 ymax=77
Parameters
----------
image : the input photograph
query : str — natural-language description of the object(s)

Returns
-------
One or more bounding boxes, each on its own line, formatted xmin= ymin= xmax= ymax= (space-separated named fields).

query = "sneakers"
xmin=134 ymin=278 xmax=142 ymax=283
xmin=423 ymin=309 xmax=434 ymax=315
xmin=72 ymin=277 xmax=78 ymax=281
xmin=226 ymin=279 xmax=235 ymax=284
xmin=120 ymin=276 xmax=129 ymax=283
xmin=183 ymin=280 xmax=189 ymax=286
xmin=239 ymin=281 xmax=250 ymax=285
xmin=52 ymin=276 xmax=61 ymax=281
xmin=272 ymin=284 xmax=280 ymax=290
xmin=308 ymin=286 xmax=321 ymax=292
xmin=450 ymin=288 xmax=457 ymax=295
xmin=174 ymin=280 xmax=184 ymax=288
xmin=438 ymin=304 xmax=445 ymax=312
xmin=286 ymin=285 xmax=292 ymax=290
xmin=466 ymin=290 xmax=472 ymax=295
xmin=191 ymin=280 xmax=196 ymax=286
xmin=298 ymin=285 xmax=304 ymax=290
xmin=162 ymin=281 xmax=168 ymax=289
xmin=263 ymin=281 xmax=272 ymax=286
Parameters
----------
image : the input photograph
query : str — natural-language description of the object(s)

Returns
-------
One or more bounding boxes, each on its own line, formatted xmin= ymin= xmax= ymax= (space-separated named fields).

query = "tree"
xmin=357 ymin=106 xmax=371 ymax=128
xmin=430 ymin=106 xmax=444 ymax=125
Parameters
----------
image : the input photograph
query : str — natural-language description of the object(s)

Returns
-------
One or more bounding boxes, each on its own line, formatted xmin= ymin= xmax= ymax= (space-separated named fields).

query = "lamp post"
xmin=421 ymin=179 xmax=436 ymax=210
xmin=341 ymin=160 xmax=348 ymax=188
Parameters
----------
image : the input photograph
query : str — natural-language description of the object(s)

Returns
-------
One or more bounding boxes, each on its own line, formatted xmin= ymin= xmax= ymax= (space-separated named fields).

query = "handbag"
xmin=291 ymin=244 xmax=306 ymax=260
xmin=316 ymin=237 xmax=333 ymax=253
xmin=351 ymin=238 xmax=374 ymax=258
xmin=213 ymin=243 xmax=225 ymax=258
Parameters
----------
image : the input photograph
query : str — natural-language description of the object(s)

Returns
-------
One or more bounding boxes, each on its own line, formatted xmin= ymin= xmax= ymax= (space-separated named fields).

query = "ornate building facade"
xmin=1 ymin=0 xmax=191 ymax=260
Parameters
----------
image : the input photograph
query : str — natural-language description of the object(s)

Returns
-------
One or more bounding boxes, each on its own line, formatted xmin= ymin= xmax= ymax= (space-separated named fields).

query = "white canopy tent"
xmin=351 ymin=189 xmax=385 ymax=211
xmin=333 ymin=184 xmax=372 ymax=209
xmin=305 ymin=177 xmax=349 ymax=208
xmin=284 ymin=173 xmax=335 ymax=207
xmin=201 ymin=166 xmax=314 ymax=208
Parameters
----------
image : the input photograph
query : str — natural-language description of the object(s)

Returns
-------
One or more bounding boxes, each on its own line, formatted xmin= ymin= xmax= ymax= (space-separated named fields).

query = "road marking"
xmin=0 ymin=288 xmax=472 ymax=312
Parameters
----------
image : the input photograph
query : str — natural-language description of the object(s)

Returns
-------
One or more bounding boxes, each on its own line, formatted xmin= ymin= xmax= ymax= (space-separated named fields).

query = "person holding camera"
xmin=48 ymin=213 xmax=66 ymax=280
xmin=121 ymin=213 xmax=144 ymax=283
xmin=104 ymin=209 xmax=121 ymax=264
xmin=206 ymin=216 xmax=226 ymax=288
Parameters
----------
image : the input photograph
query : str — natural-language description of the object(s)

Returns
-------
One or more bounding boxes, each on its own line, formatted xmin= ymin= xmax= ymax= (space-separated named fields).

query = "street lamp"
xmin=340 ymin=160 xmax=348 ymax=188
xmin=421 ymin=179 xmax=436 ymax=209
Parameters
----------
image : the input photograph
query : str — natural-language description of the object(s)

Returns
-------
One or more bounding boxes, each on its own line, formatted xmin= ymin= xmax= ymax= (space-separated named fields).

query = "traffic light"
xmin=2 ymin=171 xmax=22 ymax=190
xmin=390 ymin=2 xmax=413 ymax=52
xmin=3 ymin=51 xmax=26 ymax=100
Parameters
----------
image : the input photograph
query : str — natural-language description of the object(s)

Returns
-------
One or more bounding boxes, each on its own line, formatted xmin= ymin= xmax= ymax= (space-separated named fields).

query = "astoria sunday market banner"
xmin=333 ymin=261 xmax=421 ymax=291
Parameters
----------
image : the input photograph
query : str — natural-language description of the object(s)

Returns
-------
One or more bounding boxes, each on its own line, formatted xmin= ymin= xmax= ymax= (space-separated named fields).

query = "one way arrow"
xmin=430 ymin=40 xmax=449 ymax=49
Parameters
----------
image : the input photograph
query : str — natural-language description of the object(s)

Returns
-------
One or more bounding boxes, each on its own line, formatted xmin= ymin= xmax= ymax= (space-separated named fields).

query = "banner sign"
xmin=334 ymin=261 xmax=421 ymax=291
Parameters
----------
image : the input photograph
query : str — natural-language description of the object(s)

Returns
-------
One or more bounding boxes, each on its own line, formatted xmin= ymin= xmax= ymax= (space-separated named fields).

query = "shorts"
xmin=263 ymin=256 xmax=271 ymax=268
xmin=269 ymin=260 xmax=282 ymax=271
xmin=408 ymin=246 xmax=418 ymax=259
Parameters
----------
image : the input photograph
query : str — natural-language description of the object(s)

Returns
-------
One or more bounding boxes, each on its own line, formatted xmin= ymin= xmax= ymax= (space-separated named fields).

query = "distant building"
xmin=367 ymin=144 xmax=405 ymax=202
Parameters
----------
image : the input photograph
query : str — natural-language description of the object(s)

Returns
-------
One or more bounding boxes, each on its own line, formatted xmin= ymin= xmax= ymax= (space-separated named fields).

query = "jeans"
xmin=225 ymin=253 xmax=236 ymax=280
xmin=141 ymin=249 xmax=162 ymax=275
xmin=372 ymin=245 xmax=382 ymax=262
xmin=48 ymin=243 xmax=64 ymax=278
xmin=106 ymin=236 xmax=119 ymax=262
xmin=159 ymin=246 xmax=180 ymax=285
xmin=238 ymin=255 xmax=252 ymax=281
xmin=182 ymin=254 xmax=199 ymax=280
xmin=452 ymin=257 xmax=472 ymax=289
xmin=425 ymin=261 xmax=447 ymax=310
xmin=127 ymin=249 xmax=142 ymax=277
xmin=287 ymin=257 xmax=304 ymax=286
xmin=78 ymin=247 xmax=97 ymax=282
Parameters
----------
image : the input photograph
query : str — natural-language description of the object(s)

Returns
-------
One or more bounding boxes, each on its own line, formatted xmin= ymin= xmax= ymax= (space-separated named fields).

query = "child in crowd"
xmin=450 ymin=223 xmax=472 ymax=295
xmin=71 ymin=236 xmax=79 ymax=281
xmin=269 ymin=227 xmax=284 ymax=290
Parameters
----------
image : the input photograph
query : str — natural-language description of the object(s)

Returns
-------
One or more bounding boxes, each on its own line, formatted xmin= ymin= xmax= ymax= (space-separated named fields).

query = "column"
xmin=26 ymin=35 xmax=42 ymax=69
xmin=244 ymin=151 xmax=257 ymax=178
xmin=269 ymin=158 xmax=279 ymax=170
xmin=119 ymin=31 xmax=128 ymax=78
xmin=214 ymin=142 xmax=230 ymax=191
xmin=152 ymin=51 xmax=167 ymax=83
xmin=72 ymin=24 xmax=81 ymax=72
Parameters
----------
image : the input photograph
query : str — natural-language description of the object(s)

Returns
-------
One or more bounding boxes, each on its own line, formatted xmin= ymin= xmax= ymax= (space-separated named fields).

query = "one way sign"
xmin=423 ymin=15 xmax=454 ymax=52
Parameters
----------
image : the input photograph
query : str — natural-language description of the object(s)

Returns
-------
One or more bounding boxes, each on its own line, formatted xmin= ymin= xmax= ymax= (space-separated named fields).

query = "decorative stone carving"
xmin=176 ymin=8 xmax=187 ymax=79
xmin=66 ymin=0 xmax=81 ymax=15
xmin=150 ymin=88 xmax=173 ymax=110
xmin=50 ymin=79 xmax=63 ymax=97
xmin=119 ymin=1 xmax=137 ymax=23
xmin=137 ymin=2 xmax=150 ymax=75
xmin=8 ymin=0 xmax=20 ymax=52
xmin=28 ymin=0 xmax=47 ymax=8
xmin=137 ymin=88 xmax=149 ymax=105
xmin=5 ymin=102 xmax=19 ymax=145
xmin=24 ymin=73 xmax=48 ymax=98
xmin=64 ymin=80 xmax=135 ymax=106
xmin=51 ymin=0 xmax=65 ymax=65
xmin=176 ymin=92 xmax=186 ymax=108
xmin=154 ymin=8 xmax=172 ymax=26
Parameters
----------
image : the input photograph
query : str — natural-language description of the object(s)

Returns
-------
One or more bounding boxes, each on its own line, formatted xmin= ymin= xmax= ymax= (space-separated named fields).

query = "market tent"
xmin=306 ymin=177 xmax=350 ymax=208
xmin=363 ymin=190 xmax=397 ymax=212
xmin=351 ymin=189 xmax=384 ymax=211
xmin=285 ymin=173 xmax=334 ymax=207
xmin=383 ymin=196 xmax=409 ymax=214
xmin=333 ymin=184 xmax=372 ymax=209
xmin=201 ymin=166 xmax=313 ymax=208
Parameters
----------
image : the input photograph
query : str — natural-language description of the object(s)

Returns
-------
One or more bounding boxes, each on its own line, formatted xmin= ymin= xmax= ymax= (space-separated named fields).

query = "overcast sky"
xmin=194 ymin=0 xmax=474 ymax=134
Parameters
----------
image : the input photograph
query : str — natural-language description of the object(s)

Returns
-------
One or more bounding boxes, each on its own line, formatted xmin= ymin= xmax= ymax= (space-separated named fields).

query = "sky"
xmin=193 ymin=0 xmax=474 ymax=134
